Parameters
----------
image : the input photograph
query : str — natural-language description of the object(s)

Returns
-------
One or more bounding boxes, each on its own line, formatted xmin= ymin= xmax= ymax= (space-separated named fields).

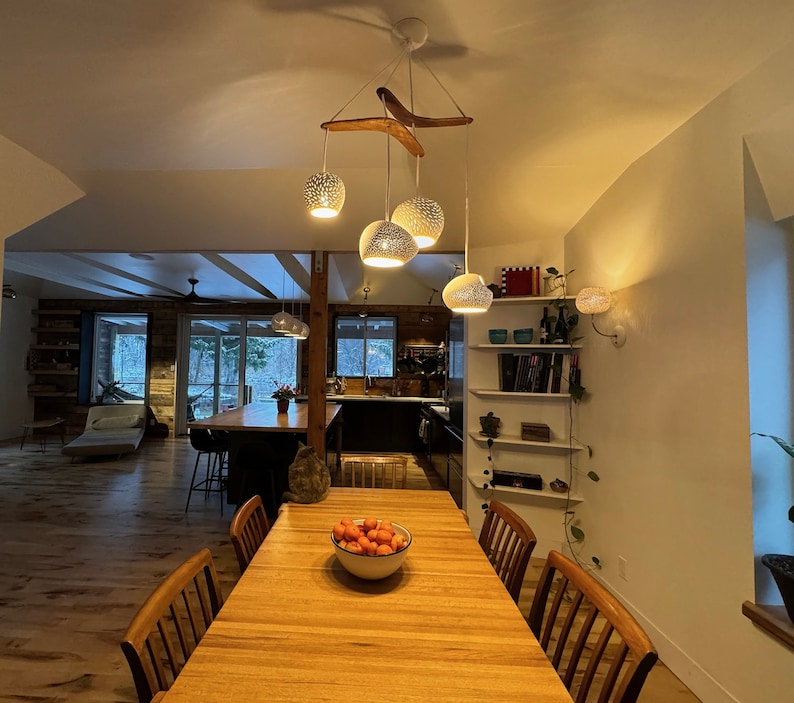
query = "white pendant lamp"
xmin=441 ymin=125 xmax=492 ymax=313
xmin=272 ymin=268 xmax=294 ymax=333
xmin=304 ymin=129 xmax=345 ymax=218
xmin=392 ymin=195 xmax=444 ymax=249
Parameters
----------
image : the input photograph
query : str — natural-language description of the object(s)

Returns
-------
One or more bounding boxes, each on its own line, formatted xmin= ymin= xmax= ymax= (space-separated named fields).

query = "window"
xmin=91 ymin=313 xmax=149 ymax=402
xmin=335 ymin=316 xmax=397 ymax=377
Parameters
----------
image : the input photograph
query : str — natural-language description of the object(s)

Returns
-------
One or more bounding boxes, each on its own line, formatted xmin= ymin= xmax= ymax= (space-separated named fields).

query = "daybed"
xmin=61 ymin=404 xmax=147 ymax=460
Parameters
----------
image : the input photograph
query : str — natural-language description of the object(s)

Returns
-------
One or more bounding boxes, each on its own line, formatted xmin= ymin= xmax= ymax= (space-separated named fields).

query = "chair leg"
xmin=184 ymin=451 xmax=203 ymax=512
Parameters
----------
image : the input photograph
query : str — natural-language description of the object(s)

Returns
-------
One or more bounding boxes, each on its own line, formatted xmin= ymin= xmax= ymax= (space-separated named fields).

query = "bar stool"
xmin=235 ymin=440 xmax=280 ymax=518
xmin=185 ymin=429 xmax=230 ymax=514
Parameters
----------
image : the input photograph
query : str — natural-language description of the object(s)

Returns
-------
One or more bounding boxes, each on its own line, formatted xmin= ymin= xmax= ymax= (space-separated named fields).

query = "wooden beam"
xmin=307 ymin=251 xmax=329 ymax=456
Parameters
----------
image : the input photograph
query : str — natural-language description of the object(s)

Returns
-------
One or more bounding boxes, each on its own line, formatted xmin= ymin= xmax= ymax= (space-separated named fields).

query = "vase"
xmin=277 ymin=400 xmax=289 ymax=414
xmin=761 ymin=553 xmax=794 ymax=623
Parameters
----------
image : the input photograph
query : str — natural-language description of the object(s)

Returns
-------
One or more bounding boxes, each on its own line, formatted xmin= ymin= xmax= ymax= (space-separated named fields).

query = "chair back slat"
xmin=229 ymin=494 xmax=271 ymax=572
xmin=527 ymin=550 xmax=658 ymax=703
xmin=478 ymin=500 xmax=537 ymax=603
xmin=341 ymin=455 xmax=408 ymax=489
xmin=121 ymin=548 xmax=223 ymax=703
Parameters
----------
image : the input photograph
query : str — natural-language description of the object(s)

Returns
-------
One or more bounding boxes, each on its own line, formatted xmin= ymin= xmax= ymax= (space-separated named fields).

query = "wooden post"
xmin=307 ymin=251 xmax=329 ymax=455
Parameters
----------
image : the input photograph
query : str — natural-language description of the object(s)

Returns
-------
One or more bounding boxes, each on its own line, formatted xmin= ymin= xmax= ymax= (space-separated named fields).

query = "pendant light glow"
xmin=442 ymin=272 xmax=493 ymax=313
xmin=391 ymin=196 xmax=444 ymax=249
xmin=304 ymin=172 xmax=345 ymax=218
xmin=359 ymin=220 xmax=418 ymax=268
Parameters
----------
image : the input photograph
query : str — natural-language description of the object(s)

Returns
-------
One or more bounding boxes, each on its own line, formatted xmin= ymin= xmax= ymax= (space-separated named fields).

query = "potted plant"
xmin=272 ymin=382 xmax=298 ymax=413
xmin=752 ymin=432 xmax=794 ymax=622
xmin=479 ymin=411 xmax=500 ymax=438
xmin=97 ymin=379 xmax=123 ymax=404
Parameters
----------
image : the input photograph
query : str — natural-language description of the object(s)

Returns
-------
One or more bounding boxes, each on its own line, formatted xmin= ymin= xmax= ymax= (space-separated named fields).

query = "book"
xmin=498 ymin=353 xmax=515 ymax=391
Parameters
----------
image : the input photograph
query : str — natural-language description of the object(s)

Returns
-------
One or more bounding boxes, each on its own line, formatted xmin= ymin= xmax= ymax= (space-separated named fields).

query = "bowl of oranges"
xmin=330 ymin=516 xmax=412 ymax=580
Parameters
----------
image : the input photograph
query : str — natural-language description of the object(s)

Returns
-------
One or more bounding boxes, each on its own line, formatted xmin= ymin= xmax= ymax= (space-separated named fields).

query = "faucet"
xmin=365 ymin=375 xmax=373 ymax=395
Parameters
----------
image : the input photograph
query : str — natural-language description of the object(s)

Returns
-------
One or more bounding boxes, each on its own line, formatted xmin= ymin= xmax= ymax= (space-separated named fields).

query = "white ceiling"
xmin=2 ymin=0 xmax=794 ymax=303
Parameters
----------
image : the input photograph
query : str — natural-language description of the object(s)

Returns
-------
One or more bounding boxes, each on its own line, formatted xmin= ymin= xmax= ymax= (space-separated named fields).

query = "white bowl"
xmin=331 ymin=519 xmax=412 ymax=580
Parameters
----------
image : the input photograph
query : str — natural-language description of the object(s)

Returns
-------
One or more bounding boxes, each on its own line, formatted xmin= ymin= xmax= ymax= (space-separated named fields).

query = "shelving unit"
xmin=28 ymin=309 xmax=82 ymax=415
xmin=464 ymin=292 xmax=585 ymax=555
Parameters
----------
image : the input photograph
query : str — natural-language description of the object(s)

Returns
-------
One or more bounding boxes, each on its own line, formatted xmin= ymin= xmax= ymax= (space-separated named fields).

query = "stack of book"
xmin=498 ymin=352 xmax=579 ymax=394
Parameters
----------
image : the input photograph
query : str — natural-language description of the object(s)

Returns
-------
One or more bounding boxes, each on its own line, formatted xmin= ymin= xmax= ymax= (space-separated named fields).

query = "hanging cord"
xmin=408 ymin=49 xmax=422 ymax=197
xmin=280 ymin=268 xmax=286 ymax=313
xmin=464 ymin=123 xmax=470 ymax=274
xmin=415 ymin=54 xmax=470 ymax=118
xmin=328 ymin=43 xmax=410 ymax=122
xmin=321 ymin=128 xmax=330 ymax=172
xmin=381 ymin=92 xmax=392 ymax=221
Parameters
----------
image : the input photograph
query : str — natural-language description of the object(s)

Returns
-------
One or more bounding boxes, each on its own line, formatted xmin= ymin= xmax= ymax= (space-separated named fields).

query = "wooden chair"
xmin=341 ymin=454 xmax=408 ymax=489
xmin=527 ymin=550 xmax=658 ymax=703
xmin=229 ymin=494 xmax=271 ymax=573
xmin=478 ymin=499 xmax=537 ymax=603
xmin=120 ymin=548 xmax=224 ymax=703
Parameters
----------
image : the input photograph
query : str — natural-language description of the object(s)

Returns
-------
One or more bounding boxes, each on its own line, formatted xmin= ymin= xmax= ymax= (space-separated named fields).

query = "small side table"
xmin=20 ymin=417 xmax=66 ymax=453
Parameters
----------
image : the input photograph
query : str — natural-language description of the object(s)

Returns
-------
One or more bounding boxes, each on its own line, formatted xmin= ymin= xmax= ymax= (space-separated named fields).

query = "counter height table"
xmin=161 ymin=488 xmax=573 ymax=702
xmin=188 ymin=402 xmax=342 ymax=514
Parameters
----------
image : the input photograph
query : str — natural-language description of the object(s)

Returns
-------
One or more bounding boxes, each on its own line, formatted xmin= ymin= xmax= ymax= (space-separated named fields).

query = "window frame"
xmin=333 ymin=315 xmax=398 ymax=378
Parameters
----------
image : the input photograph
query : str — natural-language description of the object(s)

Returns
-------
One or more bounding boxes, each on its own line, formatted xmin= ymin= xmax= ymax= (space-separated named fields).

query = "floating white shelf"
xmin=469 ymin=388 xmax=571 ymax=399
xmin=466 ymin=474 xmax=584 ymax=502
xmin=468 ymin=432 xmax=584 ymax=451
xmin=491 ymin=296 xmax=568 ymax=305
xmin=469 ymin=343 xmax=582 ymax=350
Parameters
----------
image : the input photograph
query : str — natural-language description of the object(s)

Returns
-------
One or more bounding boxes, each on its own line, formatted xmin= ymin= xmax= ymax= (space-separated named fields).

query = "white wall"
xmin=560 ymin=41 xmax=794 ymax=703
xmin=0 ymin=291 xmax=34 ymax=440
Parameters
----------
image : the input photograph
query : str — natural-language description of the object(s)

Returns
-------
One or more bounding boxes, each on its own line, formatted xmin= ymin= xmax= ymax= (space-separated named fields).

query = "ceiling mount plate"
xmin=391 ymin=17 xmax=428 ymax=51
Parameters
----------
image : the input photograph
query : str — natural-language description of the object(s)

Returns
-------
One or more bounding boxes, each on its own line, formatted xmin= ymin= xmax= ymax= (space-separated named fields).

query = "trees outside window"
xmin=335 ymin=316 xmax=397 ymax=377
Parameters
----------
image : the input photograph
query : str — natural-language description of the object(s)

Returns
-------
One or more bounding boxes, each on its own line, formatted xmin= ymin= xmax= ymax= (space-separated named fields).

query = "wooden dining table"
xmin=161 ymin=488 xmax=573 ymax=702
xmin=188 ymin=402 xmax=343 ymax=511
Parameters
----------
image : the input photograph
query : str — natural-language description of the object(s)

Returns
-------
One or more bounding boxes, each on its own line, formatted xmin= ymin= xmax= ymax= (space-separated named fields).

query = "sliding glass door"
xmin=175 ymin=315 xmax=299 ymax=434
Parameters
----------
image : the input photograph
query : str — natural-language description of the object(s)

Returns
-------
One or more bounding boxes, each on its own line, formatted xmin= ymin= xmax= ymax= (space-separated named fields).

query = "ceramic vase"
xmin=277 ymin=400 xmax=289 ymax=414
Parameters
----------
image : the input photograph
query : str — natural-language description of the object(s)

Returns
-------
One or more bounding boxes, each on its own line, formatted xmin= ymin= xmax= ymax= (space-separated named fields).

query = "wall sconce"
xmin=574 ymin=287 xmax=626 ymax=347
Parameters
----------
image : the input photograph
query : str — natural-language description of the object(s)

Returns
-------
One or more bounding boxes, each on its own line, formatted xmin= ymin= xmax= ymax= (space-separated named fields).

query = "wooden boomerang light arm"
xmin=376 ymin=87 xmax=473 ymax=128
xmin=321 ymin=117 xmax=425 ymax=157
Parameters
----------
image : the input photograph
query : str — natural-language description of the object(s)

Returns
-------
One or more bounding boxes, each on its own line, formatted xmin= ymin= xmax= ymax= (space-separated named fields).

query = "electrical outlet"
xmin=618 ymin=555 xmax=628 ymax=581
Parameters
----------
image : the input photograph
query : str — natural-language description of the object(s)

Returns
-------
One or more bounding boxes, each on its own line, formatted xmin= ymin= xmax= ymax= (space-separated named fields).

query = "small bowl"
xmin=331 ymin=519 xmax=412 ymax=580
xmin=513 ymin=328 xmax=534 ymax=344
xmin=488 ymin=329 xmax=508 ymax=344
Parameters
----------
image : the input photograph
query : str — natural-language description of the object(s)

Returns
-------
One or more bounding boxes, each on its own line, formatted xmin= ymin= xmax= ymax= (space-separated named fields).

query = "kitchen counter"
xmin=325 ymin=394 xmax=445 ymax=404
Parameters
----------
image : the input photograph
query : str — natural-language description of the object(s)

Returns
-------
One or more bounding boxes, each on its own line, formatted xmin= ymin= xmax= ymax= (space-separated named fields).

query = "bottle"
xmin=553 ymin=305 xmax=568 ymax=344
xmin=539 ymin=307 xmax=549 ymax=344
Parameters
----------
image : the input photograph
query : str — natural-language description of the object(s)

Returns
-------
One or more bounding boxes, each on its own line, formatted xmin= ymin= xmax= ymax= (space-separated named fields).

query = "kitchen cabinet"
xmin=334 ymin=399 xmax=423 ymax=453
xmin=427 ymin=406 xmax=449 ymax=484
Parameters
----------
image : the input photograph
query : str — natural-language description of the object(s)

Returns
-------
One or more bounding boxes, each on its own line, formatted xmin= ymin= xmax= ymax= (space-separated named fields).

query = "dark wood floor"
xmin=0 ymin=435 xmax=698 ymax=702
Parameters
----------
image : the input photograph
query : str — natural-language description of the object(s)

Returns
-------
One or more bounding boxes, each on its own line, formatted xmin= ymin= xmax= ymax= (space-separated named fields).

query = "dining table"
xmin=188 ymin=401 xmax=343 ymax=512
xmin=161 ymin=488 xmax=573 ymax=702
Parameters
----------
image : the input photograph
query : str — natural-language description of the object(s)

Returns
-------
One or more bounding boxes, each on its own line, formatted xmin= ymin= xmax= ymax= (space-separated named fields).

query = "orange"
xmin=344 ymin=524 xmax=362 ymax=541
xmin=391 ymin=534 xmax=407 ymax=552
xmin=378 ymin=520 xmax=394 ymax=534
xmin=362 ymin=516 xmax=378 ymax=532
xmin=340 ymin=517 xmax=353 ymax=526
xmin=366 ymin=541 xmax=378 ymax=555
xmin=366 ymin=529 xmax=379 ymax=541
xmin=332 ymin=523 xmax=346 ymax=541
xmin=345 ymin=541 xmax=364 ymax=554
xmin=375 ymin=529 xmax=393 ymax=545
xmin=357 ymin=536 xmax=371 ymax=549
xmin=375 ymin=544 xmax=394 ymax=555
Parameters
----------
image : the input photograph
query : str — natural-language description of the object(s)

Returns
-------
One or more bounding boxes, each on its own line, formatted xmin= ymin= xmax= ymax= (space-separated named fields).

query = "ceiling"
xmin=2 ymin=1 xmax=794 ymax=304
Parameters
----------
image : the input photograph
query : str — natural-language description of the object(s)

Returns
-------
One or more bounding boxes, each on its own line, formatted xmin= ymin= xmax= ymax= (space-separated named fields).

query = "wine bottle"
xmin=553 ymin=305 xmax=568 ymax=344
xmin=539 ymin=307 xmax=549 ymax=344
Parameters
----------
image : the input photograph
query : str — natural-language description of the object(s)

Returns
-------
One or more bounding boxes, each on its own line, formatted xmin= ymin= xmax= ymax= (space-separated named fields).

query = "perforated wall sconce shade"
xmin=574 ymin=286 xmax=626 ymax=347
xmin=304 ymin=171 xmax=346 ymax=218
xmin=359 ymin=220 xmax=419 ymax=268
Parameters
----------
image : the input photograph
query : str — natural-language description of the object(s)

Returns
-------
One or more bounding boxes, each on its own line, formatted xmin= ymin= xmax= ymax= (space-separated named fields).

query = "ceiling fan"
xmin=147 ymin=278 xmax=233 ymax=305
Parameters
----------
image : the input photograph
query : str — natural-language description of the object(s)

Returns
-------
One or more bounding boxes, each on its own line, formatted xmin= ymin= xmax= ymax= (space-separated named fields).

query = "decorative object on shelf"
xmin=479 ymin=411 xmax=500 ymax=438
xmin=492 ymin=470 xmax=543 ymax=491
xmin=751 ymin=432 xmax=794 ymax=622
xmin=501 ymin=266 xmax=542 ymax=297
xmin=513 ymin=328 xmax=534 ymax=344
xmin=488 ymin=328 xmax=507 ymax=344
xmin=550 ymin=478 xmax=569 ymax=493
xmin=543 ymin=268 xmax=568 ymax=295
xmin=486 ymin=283 xmax=502 ymax=299
xmin=574 ymin=286 xmax=627 ymax=347
xmin=521 ymin=423 xmax=551 ymax=442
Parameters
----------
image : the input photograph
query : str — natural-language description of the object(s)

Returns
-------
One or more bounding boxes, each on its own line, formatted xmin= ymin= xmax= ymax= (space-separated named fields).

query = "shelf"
xmin=32 ymin=327 xmax=80 ymax=333
xmin=28 ymin=391 xmax=77 ymax=398
xmin=466 ymin=474 xmax=584 ymax=502
xmin=30 ymin=344 xmax=79 ymax=350
xmin=470 ymin=343 xmax=582 ymax=351
xmin=30 ymin=369 xmax=78 ymax=375
xmin=469 ymin=432 xmax=584 ymax=451
xmin=33 ymin=309 xmax=81 ymax=315
xmin=491 ymin=296 xmax=568 ymax=305
xmin=469 ymin=389 xmax=571 ymax=399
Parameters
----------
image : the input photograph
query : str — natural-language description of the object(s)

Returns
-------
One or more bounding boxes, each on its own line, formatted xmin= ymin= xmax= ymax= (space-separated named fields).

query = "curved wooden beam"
xmin=321 ymin=117 xmax=424 ymax=157
xmin=376 ymin=87 xmax=474 ymax=128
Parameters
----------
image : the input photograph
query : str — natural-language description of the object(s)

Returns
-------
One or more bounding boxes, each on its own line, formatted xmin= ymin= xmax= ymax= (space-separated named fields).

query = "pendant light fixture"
xmin=303 ymin=129 xmax=345 ymax=218
xmin=284 ymin=277 xmax=303 ymax=337
xmin=442 ymin=125 xmax=493 ymax=313
xmin=359 ymin=95 xmax=418 ymax=268
xmin=272 ymin=267 xmax=294 ymax=334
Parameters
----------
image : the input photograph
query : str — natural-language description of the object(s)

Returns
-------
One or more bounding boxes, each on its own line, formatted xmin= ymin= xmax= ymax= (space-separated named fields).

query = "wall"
xmin=0 ymin=292 xmax=34 ymax=440
xmin=558 ymin=41 xmax=794 ymax=703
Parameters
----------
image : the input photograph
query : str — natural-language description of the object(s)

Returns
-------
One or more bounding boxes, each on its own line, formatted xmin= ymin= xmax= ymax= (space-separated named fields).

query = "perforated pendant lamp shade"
xmin=575 ymin=287 xmax=614 ymax=314
xmin=271 ymin=310 xmax=293 ymax=334
xmin=304 ymin=172 xmax=345 ymax=218
xmin=392 ymin=196 xmax=444 ymax=249
xmin=442 ymin=272 xmax=493 ymax=313
xmin=359 ymin=220 xmax=419 ymax=268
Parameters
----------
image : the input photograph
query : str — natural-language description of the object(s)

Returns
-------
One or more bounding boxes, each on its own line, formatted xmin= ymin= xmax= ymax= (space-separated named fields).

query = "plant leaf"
xmin=587 ymin=470 xmax=600 ymax=481
xmin=546 ymin=267 xmax=559 ymax=275
xmin=570 ymin=525 xmax=585 ymax=541
xmin=752 ymin=432 xmax=794 ymax=459
xmin=789 ymin=505 xmax=794 ymax=523
xmin=569 ymin=382 xmax=585 ymax=403
xmin=592 ymin=556 xmax=601 ymax=568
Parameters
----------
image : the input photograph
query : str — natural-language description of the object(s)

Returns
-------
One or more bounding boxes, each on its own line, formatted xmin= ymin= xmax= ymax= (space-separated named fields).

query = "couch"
xmin=61 ymin=404 xmax=147 ymax=460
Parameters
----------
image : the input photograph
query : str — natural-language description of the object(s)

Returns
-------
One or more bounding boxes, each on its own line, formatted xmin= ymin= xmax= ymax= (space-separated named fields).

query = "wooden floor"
xmin=0 ymin=435 xmax=699 ymax=702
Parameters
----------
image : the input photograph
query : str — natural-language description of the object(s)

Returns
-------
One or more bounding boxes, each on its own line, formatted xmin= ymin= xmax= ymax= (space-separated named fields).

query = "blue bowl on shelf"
xmin=488 ymin=329 xmax=508 ymax=344
xmin=513 ymin=328 xmax=534 ymax=344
